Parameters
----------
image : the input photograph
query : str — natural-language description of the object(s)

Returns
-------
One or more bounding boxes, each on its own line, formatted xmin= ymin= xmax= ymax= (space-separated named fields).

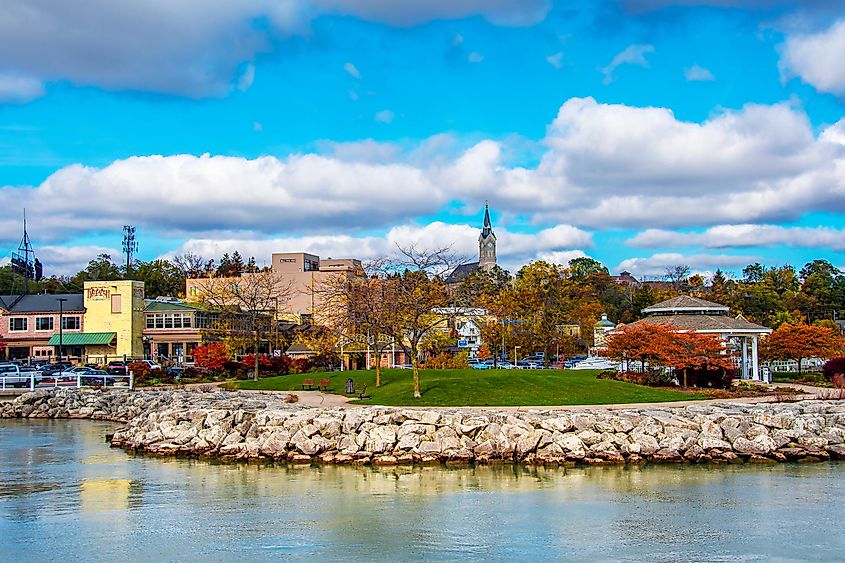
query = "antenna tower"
xmin=122 ymin=225 xmax=138 ymax=273
xmin=10 ymin=210 xmax=42 ymax=295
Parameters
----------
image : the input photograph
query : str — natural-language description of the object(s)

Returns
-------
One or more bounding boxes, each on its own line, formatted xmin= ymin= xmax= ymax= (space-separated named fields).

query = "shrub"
xmin=223 ymin=360 xmax=247 ymax=379
xmin=823 ymin=357 xmax=845 ymax=382
xmin=684 ymin=367 xmax=734 ymax=389
xmin=425 ymin=352 xmax=469 ymax=369
xmin=288 ymin=358 xmax=313 ymax=375
xmin=597 ymin=370 xmax=676 ymax=387
xmin=127 ymin=360 xmax=153 ymax=385
xmin=193 ymin=343 xmax=230 ymax=372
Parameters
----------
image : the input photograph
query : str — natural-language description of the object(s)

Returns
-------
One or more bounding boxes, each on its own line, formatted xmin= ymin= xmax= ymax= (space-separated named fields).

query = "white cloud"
xmin=0 ymin=74 xmax=45 ymax=103
xmin=780 ymin=20 xmax=845 ymax=96
xmin=616 ymin=253 xmax=758 ymax=277
xmin=628 ymin=224 xmax=845 ymax=251
xmin=0 ymin=0 xmax=548 ymax=99
xmin=343 ymin=62 xmax=361 ymax=79
xmin=236 ymin=63 xmax=255 ymax=92
xmin=313 ymin=0 xmax=550 ymax=27
xmin=546 ymin=52 xmax=564 ymax=69
xmin=468 ymin=52 xmax=484 ymax=63
xmin=600 ymin=44 xmax=654 ymax=84
xmin=39 ymin=245 xmax=122 ymax=276
xmin=375 ymin=109 xmax=394 ymax=124
xmin=165 ymin=220 xmax=591 ymax=273
xmin=684 ymin=64 xmax=715 ymax=81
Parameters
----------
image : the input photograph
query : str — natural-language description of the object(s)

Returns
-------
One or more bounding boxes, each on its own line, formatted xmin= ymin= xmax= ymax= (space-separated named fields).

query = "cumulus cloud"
xmin=312 ymin=0 xmax=551 ymax=27
xmin=600 ymin=44 xmax=654 ymax=84
xmin=5 ymin=97 xmax=845 ymax=251
xmin=39 ymin=245 xmax=122 ymax=276
xmin=780 ymin=20 xmax=845 ymax=96
xmin=616 ymin=253 xmax=758 ymax=277
xmin=0 ymin=0 xmax=548 ymax=99
xmin=166 ymin=221 xmax=592 ymax=273
xmin=0 ymin=74 xmax=45 ymax=103
xmin=684 ymin=64 xmax=715 ymax=81
xmin=628 ymin=224 xmax=845 ymax=251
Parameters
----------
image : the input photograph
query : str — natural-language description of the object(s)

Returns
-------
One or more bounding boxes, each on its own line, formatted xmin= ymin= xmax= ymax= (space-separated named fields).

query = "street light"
xmin=56 ymin=297 xmax=67 ymax=363
xmin=514 ymin=345 xmax=521 ymax=366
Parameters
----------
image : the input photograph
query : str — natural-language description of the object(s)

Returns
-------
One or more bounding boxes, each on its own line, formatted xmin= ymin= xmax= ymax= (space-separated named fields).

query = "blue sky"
xmin=2 ymin=0 xmax=845 ymax=278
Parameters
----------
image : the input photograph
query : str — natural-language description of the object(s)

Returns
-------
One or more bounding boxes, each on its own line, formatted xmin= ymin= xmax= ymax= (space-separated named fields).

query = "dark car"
xmin=37 ymin=363 xmax=72 ymax=376
xmin=78 ymin=368 xmax=116 ymax=385
xmin=106 ymin=361 xmax=127 ymax=375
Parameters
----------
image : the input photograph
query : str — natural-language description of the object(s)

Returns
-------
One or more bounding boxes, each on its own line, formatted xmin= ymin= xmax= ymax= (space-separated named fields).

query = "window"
xmin=35 ymin=317 xmax=54 ymax=331
xmin=147 ymin=313 xmax=193 ymax=330
xmin=62 ymin=316 xmax=80 ymax=330
xmin=111 ymin=294 xmax=122 ymax=313
xmin=9 ymin=318 xmax=27 ymax=332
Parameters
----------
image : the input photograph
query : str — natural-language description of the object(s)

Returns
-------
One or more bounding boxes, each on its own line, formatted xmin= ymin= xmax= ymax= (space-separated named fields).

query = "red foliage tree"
xmin=763 ymin=323 xmax=845 ymax=374
xmin=193 ymin=342 xmax=230 ymax=372
xmin=601 ymin=323 xmax=675 ymax=372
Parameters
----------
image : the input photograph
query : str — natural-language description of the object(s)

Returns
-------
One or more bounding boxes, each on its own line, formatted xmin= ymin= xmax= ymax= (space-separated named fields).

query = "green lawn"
xmin=236 ymin=368 xmax=704 ymax=407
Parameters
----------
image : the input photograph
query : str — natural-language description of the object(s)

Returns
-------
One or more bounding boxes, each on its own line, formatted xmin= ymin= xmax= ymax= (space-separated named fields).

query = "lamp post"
xmin=56 ymin=297 xmax=67 ymax=363
xmin=514 ymin=345 xmax=520 ymax=366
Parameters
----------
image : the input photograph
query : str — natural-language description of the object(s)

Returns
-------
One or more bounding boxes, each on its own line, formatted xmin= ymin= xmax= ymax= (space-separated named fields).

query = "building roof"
xmin=0 ymin=294 xmax=84 ymax=313
xmin=144 ymin=299 xmax=202 ymax=313
xmin=630 ymin=314 xmax=771 ymax=334
xmin=47 ymin=332 xmax=117 ymax=346
xmin=642 ymin=295 xmax=730 ymax=314
xmin=481 ymin=202 xmax=494 ymax=239
xmin=595 ymin=313 xmax=616 ymax=328
xmin=446 ymin=262 xmax=479 ymax=284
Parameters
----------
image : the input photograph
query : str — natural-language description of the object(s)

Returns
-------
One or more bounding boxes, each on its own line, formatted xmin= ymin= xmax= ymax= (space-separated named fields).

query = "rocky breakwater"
xmin=3 ymin=389 xmax=845 ymax=466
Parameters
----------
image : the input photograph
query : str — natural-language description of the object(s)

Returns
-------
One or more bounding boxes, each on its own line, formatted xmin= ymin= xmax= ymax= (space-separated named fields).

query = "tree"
xmin=664 ymin=265 xmax=690 ymax=289
xmin=174 ymin=252 xmax=214 ymax=279
xmin=192 ymin=269 xmax=294 ymax=381
xmin=193 ymin=342 xmax=230 ymax=372
xmin=133 ymin=259 xmax=184 ymax=298
xmin=602 ymin=323 xmax=675 ymax=372
xmin=319 ymin=264 xmax=396 ymax=387
xmin=567 ymin=257 xmax=608 ymax=281
xmin=762 ymin=322 xmax=845 ymax=375
xmin=743 ymin=263 xmax=765 ymax=283
xmin=72 ymin=253 xmax=122 ymax=284
xmin=662 ymin=330 xmax=734 ymax=388
xmin=389 ymin=245 xmax=460 ymax=399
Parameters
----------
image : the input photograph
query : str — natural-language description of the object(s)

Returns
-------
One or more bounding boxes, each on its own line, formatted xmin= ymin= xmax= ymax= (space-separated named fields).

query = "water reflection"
xmin=1 ymin=419 xmax=843 ymax=561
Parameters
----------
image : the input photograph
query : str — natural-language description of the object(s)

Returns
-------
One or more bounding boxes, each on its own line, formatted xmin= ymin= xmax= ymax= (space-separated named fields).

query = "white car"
xmin=0 ymin=363 xmax=36 ymax=387
xmin=57 ymin=366 xmax=92 ymax=381
xmin=139 ymin=360 xmax=161 ymax=370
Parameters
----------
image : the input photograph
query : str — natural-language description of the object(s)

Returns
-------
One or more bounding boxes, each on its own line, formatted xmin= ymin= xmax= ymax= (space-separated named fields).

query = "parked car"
xmin=139 ymin=360 xmax=161 ymax=370
xmin=106 ymin=361 xmax=128 ymax=375
xmin=471 ymin=362 xmax=490 ymax=370
xmin=78 ymin=368 xmax=116 ymax=385
xmin=57 ymin=366 xmax=92 ymax=381
xmin=0 ymin=363 xmax=34 ymax=387
xmin=495 ymin=361 xmax=516 ymax=369
xmin=36 ymin=363 xmax=72 ymax=377
xmin=162 ymin=367 xmax=184 ymax=380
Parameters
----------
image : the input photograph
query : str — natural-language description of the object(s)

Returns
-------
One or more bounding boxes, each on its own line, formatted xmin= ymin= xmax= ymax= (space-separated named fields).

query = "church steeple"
xmin=478 ymin=201 xmax=496 ymax=272
xmin=481 ymin=201 xmax=492 ymax=238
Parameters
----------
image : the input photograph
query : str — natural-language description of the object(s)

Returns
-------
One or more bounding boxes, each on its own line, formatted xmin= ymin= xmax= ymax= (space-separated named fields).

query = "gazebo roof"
xmin=642 ymin=295 xmax=730 ymax=315
xmin=630 ymin=314 xmax=771 ymax=334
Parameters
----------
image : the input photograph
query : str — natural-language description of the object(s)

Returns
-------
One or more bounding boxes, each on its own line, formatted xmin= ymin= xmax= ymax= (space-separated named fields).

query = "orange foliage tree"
xmin=193 ymin=342 xmax=230 ymax=372
xmin=603 ymin=323 xmax=734 ymax=387
xmin=762 ymin=322 xmax=845 ymax=374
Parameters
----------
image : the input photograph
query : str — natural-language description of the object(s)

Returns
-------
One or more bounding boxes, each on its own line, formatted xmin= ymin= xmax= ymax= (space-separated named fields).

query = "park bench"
xmin=301 ymin=378 xmax=315 ymax=390
xmin=318 ymin=378 xmax=331 ymax=391
xmin=354 ymin=383 xmax=367 ymax=400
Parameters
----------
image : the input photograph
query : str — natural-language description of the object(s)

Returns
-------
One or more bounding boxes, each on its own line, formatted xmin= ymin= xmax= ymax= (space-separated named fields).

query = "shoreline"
xmin=2 ymin=388 xmax=844 ymax=467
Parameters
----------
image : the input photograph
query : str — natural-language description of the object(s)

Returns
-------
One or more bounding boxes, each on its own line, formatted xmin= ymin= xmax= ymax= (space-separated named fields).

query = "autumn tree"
xmin=601 ymin=323 xmax=675 ymax=372
xmin=762 ymin=322 xmax=845 ymax=375
xmin=174 ymin=252 xmax=215 ymax=279
xmin=663 ymin=331 xmax=734 ymax=388
xmin=319 ymin=262 xmax=396 ymax=387
xmin=389 ymin=245 xmax=460 ymax=398
xmin=192 ymin=269 xmax=294 ymax=381
xmin=193 ymin=342 xmax=230 ymax=372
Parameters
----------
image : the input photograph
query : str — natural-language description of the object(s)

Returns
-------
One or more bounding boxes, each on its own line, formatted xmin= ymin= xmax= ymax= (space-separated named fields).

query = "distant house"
xmin=0 ymin=294 xmax=85 ymax=361
xmin=609 ymin=271 xmax=640 ymax=287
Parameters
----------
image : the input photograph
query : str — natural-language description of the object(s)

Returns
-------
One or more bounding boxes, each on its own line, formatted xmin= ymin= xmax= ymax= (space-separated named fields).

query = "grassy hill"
xmin=237 ymin=368 xmax=702 ymax=407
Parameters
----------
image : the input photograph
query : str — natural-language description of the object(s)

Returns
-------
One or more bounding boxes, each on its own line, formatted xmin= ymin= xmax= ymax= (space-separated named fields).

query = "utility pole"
xmin=56 ymin=297 xmax=67 ymax=362
xmin=122 ymin=225 xmax=138 ymax=274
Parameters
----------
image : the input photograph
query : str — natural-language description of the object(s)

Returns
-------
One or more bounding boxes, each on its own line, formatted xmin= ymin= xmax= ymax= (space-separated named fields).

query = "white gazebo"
xmin=633 ymin=296 xmax=772 ymax=381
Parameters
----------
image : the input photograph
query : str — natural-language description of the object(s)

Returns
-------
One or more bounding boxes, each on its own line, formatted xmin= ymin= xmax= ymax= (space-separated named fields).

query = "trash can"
xmin=345 ymin=378 xmax=355 ymax=394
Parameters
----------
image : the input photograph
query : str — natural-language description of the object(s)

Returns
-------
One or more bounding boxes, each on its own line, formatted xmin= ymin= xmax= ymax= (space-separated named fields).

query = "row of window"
xmin=8 ymin=316 xmax=81 ymax=332
xmin=146 ymin=313 xmax=193 ymax=329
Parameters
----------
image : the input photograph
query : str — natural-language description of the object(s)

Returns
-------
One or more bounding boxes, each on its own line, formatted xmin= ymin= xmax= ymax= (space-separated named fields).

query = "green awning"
xmin=47 ymin=332 xmax=116 ymax=346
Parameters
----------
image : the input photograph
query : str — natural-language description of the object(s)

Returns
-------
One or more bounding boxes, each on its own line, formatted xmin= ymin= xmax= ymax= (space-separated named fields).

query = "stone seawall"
xmin=2 ymin=388 xmax=845 ymax=465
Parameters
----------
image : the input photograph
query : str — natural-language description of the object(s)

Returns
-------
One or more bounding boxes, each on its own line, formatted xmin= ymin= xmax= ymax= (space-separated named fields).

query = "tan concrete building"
xmin=82 ymin=280 xmax=146 ymax=358
xmin=186 ymin=252 xmax=363 ymax=323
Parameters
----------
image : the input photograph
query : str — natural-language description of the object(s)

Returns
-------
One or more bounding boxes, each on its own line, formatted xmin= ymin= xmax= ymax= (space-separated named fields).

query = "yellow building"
xmin=82 ymin=280 xmax=145 ymax=358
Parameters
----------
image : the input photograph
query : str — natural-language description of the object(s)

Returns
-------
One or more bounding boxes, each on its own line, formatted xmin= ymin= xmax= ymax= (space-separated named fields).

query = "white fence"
xmin=1 ymin=372 xmax=134 ymax=392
